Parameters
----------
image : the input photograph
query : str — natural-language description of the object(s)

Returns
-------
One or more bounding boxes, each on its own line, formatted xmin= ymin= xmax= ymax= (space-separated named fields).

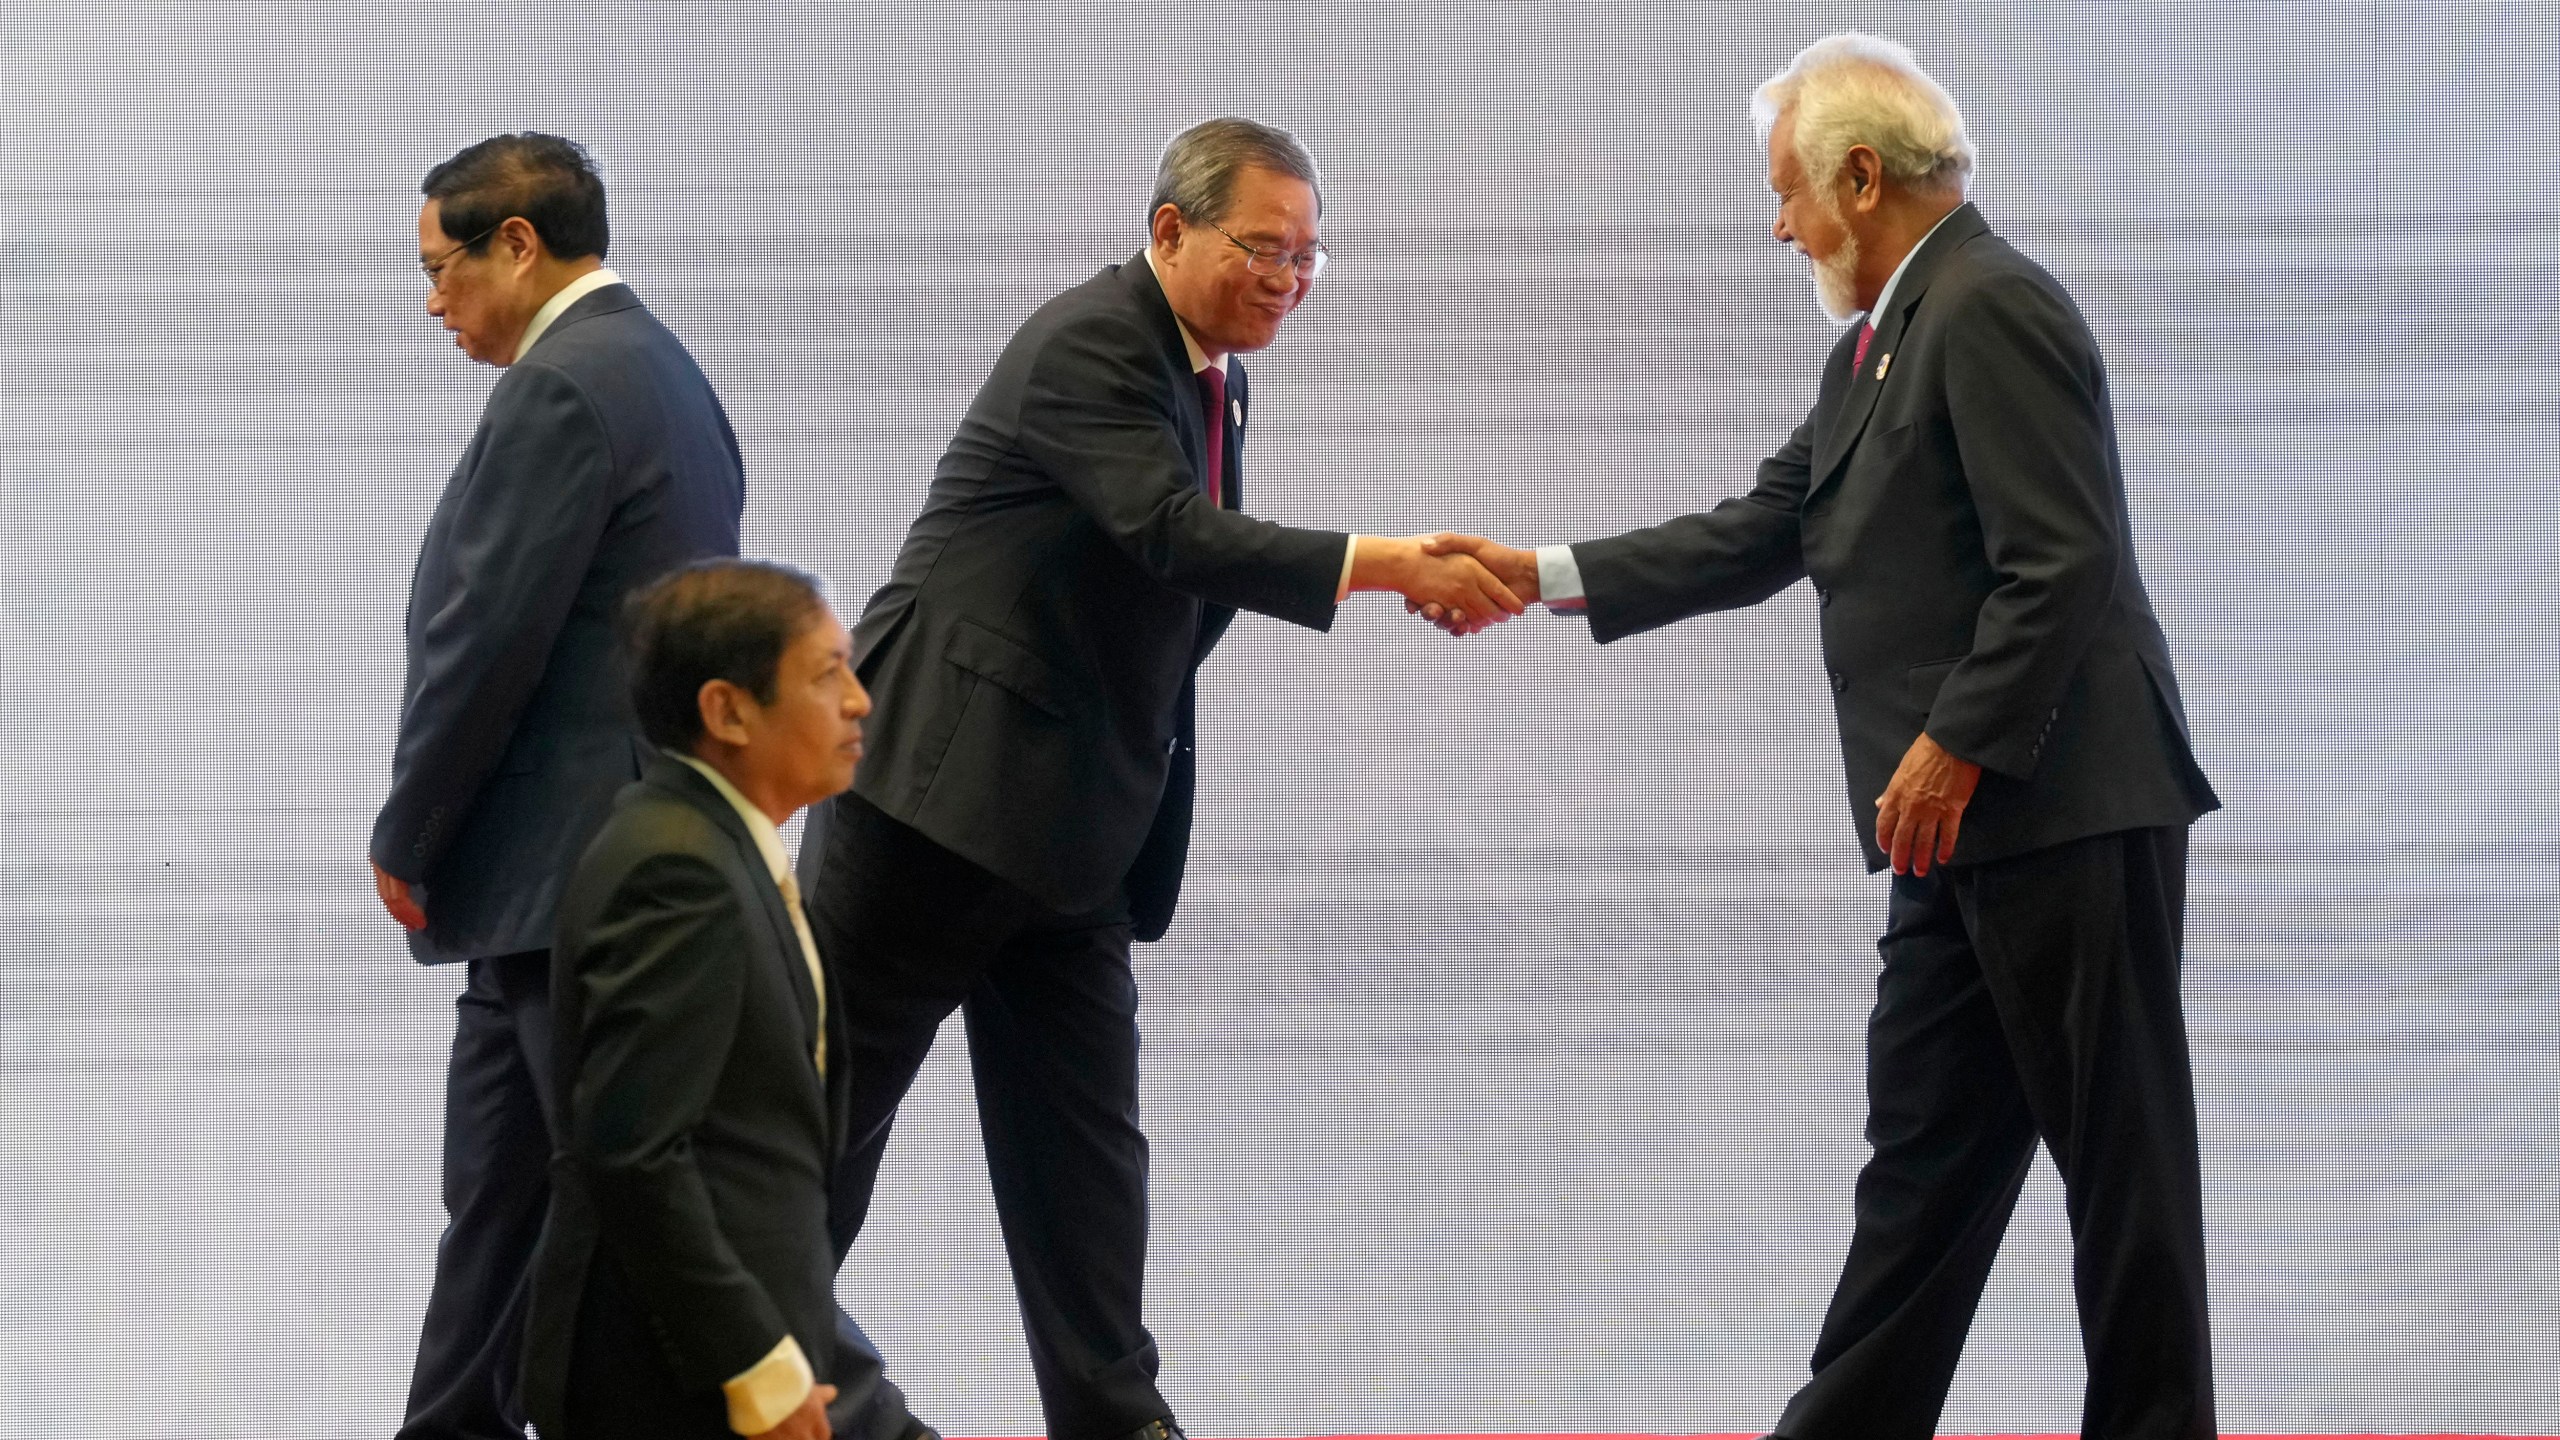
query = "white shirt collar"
xmin=672 ymin=753 xmax=792 ymax=886
xmin=1141 ymin=250 xmax=1227 ymax=377
xmin=1866 ymin=206 xmax=1963 ymax=327
xmin=513 ymin=266 xmax=624 ymax=363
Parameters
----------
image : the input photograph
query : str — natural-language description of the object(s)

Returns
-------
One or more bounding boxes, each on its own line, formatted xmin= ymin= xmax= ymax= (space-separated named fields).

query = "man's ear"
xmin=1148 ymin=202 xmax=1184 ymax=255
xmin=696 ymin=678 xmax=753 ymax=748
xmin=498 ymin=214 xmax=546 ymax=274
xmin=1844 ymin=147 xmax=1884 ymax=211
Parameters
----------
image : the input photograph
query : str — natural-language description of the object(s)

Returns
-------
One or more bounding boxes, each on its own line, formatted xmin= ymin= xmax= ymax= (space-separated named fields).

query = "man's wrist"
xmin=1347 ymin=534 xmax=1418 ymax=593
xmin=723 ymin=1334 xmax=815 ymax=1435
xmin=1535 ymin=544 xmax=1587 ymax=612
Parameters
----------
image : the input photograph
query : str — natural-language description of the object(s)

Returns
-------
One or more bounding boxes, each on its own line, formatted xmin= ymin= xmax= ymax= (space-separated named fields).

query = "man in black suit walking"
xmin=523 ymin=559 xmax=866 ymax=1440
xmin=797 ymin=117 xmax=1523 ymax=1440
xmin=1427 ymin=34 xmax=2223 ymax=1440
xmin=369 ymin=133 xmax=764 ymax=1440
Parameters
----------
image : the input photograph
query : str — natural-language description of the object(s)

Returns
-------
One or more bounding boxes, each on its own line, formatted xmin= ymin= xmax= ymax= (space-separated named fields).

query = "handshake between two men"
xmin=1393 ymin=530 xmax=1983 ymax=885
xmin=1402 ymin=532 xmax=1541 ymax=633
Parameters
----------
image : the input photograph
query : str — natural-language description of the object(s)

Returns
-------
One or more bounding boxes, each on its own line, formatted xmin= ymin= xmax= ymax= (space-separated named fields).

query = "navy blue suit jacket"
xmin=372 ymin=282 xmax=744 ymax=963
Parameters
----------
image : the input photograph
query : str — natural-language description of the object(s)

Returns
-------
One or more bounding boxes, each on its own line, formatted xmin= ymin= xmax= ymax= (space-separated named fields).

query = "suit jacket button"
xmin=1829 ymin=669 xmax=1848 ymax=693
xmin=1817 ymin=588 xmax=1832 ymax=607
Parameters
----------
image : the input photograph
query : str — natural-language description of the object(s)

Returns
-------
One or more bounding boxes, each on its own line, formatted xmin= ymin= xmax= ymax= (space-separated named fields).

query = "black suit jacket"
xmin=1575 ymin=205 xmax=2218 ymax=869
xmin=372 ymin=283 xmax=744 ymax=962
xmin=831 ymin=254 xmax=1347 ymax=936
xmin=523 ymin=759 xmax=851 ymax=1439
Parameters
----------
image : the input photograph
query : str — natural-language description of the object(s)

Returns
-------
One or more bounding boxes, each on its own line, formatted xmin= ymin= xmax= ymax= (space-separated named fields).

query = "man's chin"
xmin=1228 ymin=317 xmax=1290 ymax=353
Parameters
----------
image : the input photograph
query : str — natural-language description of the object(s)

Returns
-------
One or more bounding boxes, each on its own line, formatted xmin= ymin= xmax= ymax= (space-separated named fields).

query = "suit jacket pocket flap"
xmin=944 ymin=619 xmax=1069 ymax=720
xmin=1906 ymin=654 xmax=1967 ymax=712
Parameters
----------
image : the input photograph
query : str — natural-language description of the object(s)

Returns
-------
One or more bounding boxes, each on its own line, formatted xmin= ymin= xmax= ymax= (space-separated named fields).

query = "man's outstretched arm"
xmin=1405 ymin=410 xmax=1820 ymax=639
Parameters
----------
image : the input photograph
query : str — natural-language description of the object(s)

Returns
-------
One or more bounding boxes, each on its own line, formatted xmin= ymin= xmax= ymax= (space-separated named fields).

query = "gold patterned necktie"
xmin=774 ymin=870 xmax=826 ymax=1077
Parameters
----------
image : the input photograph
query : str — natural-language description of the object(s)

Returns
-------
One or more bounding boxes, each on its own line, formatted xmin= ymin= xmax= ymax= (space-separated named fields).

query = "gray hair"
xmin=1751 ymin=32 xmax=1975 ymax=198
xmin=1149 ymin=116 xmax=1324 ymax=225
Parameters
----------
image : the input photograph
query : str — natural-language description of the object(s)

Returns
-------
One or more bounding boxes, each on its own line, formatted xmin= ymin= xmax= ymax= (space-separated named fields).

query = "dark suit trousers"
xmin=1776 ymin=826 xmax=2216 ymax=1440
xmin=807 ymin=793 xmax=1170 ymax=1440
xmin=400 ymin=951 xmax=553 ymax=1440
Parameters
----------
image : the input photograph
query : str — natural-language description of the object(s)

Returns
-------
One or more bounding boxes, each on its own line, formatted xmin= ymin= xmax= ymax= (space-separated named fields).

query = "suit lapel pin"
xmin=1875 ymin=353 xmax=1892 ymax=381
xmin=1230 ymin=398 xmax=1243 ymax=428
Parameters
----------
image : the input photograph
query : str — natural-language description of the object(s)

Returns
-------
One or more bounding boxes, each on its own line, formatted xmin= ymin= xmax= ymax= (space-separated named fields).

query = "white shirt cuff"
xmin=1536 ymin=544 xmax=1588 ymax=612
xmin=1336 ymin=535 xmax=1359 ymax=603
xmin=723 ymin=1332 xmax=815 ymax=1435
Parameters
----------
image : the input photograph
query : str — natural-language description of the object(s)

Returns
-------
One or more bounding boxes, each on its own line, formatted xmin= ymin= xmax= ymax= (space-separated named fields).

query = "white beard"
xmin=1809 ymin=228 xmax=1863 ymax=324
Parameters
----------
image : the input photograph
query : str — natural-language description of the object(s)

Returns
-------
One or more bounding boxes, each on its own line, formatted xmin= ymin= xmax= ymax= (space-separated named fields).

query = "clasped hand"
xmin=1400 ymin=533 xmax=1540 ymax=636
xmin=1351 ymin=533 xmax=1530 ymax=636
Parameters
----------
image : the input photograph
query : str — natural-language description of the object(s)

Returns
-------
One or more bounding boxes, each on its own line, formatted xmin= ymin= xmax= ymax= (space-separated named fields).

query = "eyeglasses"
xmin=420 ymin=223 xmax=500 ymax=291
xmin=1205 ymin=219 xmax=1330 ymax=280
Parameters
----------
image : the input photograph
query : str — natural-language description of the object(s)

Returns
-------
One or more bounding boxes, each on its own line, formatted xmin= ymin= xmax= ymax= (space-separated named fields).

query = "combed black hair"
xmin=422 ymin=132 xmax=610 ymax=260
xmin=624 ymin=559 xmax=829 ymax=751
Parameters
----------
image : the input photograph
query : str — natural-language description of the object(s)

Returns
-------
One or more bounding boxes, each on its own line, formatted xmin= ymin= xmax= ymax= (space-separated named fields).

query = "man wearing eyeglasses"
xmin=374 ymin=132 xmax=832 ymax=1440
xmin=794 ymin=116 xmax=1522 ymax=1440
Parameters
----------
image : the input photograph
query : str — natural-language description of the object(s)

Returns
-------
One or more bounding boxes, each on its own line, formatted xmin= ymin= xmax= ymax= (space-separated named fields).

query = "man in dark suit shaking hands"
xmin=797 ymin=117 xmax=1524 ymax=1440
xmin=1426 ymin=35 xmax=2223 ymax=1440
xmin=523 ymin=559 xmax=866 ymax=1440
xmin=369 ymin=133 xmax=748 ymax=1440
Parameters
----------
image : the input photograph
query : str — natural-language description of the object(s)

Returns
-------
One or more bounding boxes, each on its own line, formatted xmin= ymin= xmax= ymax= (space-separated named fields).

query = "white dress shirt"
xmin=513 ymin=266 xmax=624 ymax=363
xmin=668 ymin=753 xmax=828 ymax=1435
xmin=1536 ymin=205 xmax=1965 ymax=610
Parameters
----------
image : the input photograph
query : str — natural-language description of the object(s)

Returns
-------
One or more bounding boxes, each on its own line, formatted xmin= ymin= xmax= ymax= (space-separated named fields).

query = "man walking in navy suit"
xmin=368 ymin=131 xmax=755 ymax=1440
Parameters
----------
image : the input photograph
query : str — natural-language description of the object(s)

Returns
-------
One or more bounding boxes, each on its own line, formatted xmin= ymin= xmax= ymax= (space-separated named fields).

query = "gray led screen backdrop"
xmin=3 ymin=3 xmax=2555 ymax=1436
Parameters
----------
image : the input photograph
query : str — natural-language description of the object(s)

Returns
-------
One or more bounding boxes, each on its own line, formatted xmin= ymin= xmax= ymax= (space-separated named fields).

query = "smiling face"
xmin=1149 ymin=165 xmax=1320 ymax=357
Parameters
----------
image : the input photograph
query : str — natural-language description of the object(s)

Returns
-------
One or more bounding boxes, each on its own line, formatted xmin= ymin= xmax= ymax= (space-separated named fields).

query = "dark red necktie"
xmin=1194 ymin=363 xmax=1226 ymax=508
xmin=1852 ymin=321 xmax=1876 ymax=376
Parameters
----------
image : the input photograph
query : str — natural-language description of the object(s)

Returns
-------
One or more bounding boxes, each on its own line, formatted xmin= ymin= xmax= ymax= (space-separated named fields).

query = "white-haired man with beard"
xmin=1424 ymin=33 xmax=2223 ymax=1440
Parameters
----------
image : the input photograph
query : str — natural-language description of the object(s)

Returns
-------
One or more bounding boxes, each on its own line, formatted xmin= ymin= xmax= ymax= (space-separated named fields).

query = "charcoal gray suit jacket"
xmin=1573 ymin=205 xmax=2218 ymax=869
xmin=371 ymin=283 xmax=744 ymax=962
xmin=827 ymin=254 xmax=1347 ymax=937
xmin=522 ymin=758 xmax=851 ymax=1439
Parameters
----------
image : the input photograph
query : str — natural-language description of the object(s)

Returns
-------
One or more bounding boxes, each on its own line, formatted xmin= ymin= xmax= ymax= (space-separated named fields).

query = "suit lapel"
xmin=1810 ymin=310 xmax=1901 ymax=489
xmin=1806 ymin=204 xmax=1990 ymax=501
xmin=1122 ymin=255 xmax=1240 ymax=661
xmin=649 ymin=760 xmax=825 ymax=1055
xmin=1122 ymin=254 xmax=1216 ymax=485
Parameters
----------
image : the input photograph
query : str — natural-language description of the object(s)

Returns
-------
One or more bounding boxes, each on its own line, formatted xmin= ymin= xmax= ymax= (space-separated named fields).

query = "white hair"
xmin=1752 ymin=32 xmax=1975 ymax=197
